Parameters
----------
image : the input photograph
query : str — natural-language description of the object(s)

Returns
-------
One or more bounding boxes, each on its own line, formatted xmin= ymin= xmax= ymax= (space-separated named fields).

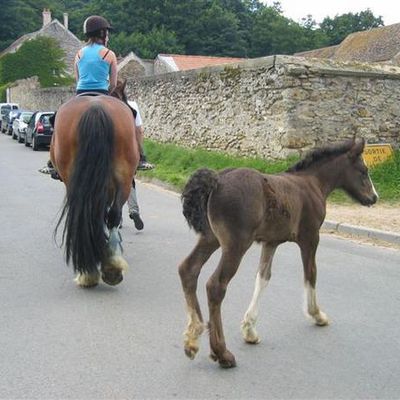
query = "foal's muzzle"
xmin=362 ymin=193 xmax=378 ymax=206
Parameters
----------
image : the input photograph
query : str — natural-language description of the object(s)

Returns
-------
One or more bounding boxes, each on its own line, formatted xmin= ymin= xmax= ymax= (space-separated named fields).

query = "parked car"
xmin=25 ymin=111 xmax=55 ymax=150
xmin=13 ymin=111 xmax=34 ymax=142
xmin=5 ymin=109 xmax=21 ymax=135
xmin=1 ymin=109 xmax=11 ymax=134
xmin=0 ymin=103 xmax=19 ymax=131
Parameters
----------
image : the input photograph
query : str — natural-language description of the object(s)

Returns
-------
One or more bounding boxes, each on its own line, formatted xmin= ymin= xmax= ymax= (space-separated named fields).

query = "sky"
xmin=268 ymin=0 xmax=399 ymax=26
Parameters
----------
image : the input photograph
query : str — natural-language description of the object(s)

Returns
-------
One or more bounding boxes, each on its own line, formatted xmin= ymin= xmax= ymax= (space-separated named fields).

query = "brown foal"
xmin=179 ymin=138 xmax=378 ymax=368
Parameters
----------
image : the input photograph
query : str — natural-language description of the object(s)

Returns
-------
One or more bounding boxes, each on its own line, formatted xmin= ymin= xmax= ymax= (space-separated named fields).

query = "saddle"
xmin=76 ymin=92 xmax=105 ymax=97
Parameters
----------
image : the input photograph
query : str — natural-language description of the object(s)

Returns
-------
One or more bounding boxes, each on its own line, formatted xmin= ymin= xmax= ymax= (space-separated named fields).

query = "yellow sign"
xmin=363 ymin=144 xmax=394 ymax=168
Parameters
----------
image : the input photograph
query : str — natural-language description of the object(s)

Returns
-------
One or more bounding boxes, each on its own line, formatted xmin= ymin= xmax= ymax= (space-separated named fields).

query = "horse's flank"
xmin=51 ymin=95 xmax=136 ymax=188
xmin=209 ymin=169 xmax=323 ymax=245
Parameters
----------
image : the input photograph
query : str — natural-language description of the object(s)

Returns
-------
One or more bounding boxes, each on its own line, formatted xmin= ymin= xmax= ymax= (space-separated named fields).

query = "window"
xmin=22 ymin=113 xmax=33 ymax=123
xmin=41 ymin=115 xmax=53 ymax=126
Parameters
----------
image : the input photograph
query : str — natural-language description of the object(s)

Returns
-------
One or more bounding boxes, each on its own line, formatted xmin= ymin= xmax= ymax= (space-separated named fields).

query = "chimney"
xmin=42 ymin=8 xmax=51 ymax=27
xmin=63 ymin=13 xmax=69 ymax=30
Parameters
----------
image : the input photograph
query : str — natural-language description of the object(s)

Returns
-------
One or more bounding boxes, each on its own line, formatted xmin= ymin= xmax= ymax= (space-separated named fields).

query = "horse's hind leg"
xmin=300 ymin=236 xmax=329 ymax=326
xmin=178 ymin=232 xmax=220 ymax=360
xmin=241 ymin=244 xmax=277 ymax=344
xmin=207 ymin=241 xmax=250 ymax=368
xmin=101 ymin=194 xmax=128 ymax=286
xmin=101 ymin=227 xmax=128 ymax=286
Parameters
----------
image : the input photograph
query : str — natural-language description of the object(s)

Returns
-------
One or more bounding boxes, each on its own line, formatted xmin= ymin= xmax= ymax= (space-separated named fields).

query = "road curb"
xmin=323 ymin=220 xmax=400 ymax=245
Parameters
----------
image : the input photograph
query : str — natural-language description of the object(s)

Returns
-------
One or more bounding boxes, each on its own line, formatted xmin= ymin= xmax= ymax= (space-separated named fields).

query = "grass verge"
xmin=138 ymin=140 xmax=400 ymax=204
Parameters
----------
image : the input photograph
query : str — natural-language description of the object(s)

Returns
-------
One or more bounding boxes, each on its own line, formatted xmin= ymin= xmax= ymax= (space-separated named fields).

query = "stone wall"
xmin=9 ymin=55 xmax=400 ymax=159
xmin=127 ymin=55 xmax=400 ymax=159
xmin=9 ymin=77 xmax=75 ymax=111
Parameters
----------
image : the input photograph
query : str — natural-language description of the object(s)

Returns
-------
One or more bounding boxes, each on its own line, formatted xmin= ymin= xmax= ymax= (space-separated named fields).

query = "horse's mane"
xmin=287 ymin=140 xmax=354 ymax=172
xmin=110 ymin=79 xmax=128 ymax=103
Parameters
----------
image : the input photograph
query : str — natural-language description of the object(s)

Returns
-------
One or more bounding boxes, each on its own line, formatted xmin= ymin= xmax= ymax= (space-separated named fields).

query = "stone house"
xmin=117 ymin=52 xmax=154 ymax=79
xmin=295 ymin=23 xmax=400 ymax=65
xmin=0 ymin=9 xmax=82 ymax=75
xmin=118 ymin=52 xmax=244 ymax=78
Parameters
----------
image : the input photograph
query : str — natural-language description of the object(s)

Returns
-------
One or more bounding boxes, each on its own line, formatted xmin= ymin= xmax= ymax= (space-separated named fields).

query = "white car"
xmin=13 ymin=111 xmax=33 ymax=142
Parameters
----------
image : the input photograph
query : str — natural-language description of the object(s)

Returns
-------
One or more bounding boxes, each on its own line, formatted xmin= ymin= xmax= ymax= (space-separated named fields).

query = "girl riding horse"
xmin=50 ymin=17 xmax=139 ymax=287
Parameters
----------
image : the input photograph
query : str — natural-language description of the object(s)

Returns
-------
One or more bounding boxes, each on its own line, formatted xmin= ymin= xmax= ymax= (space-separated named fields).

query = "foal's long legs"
xmin=206 ymin=242 xmax=251 ymax=368
xmin=178 ymin=233 xmax=220 ymax=360
xmin=299 ymin=236 xmax=329 ymax=326
xmin=241 ymin=244 xmax=277 ymax=344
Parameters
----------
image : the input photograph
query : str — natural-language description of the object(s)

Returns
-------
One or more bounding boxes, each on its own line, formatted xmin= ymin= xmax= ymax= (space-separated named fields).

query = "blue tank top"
xmin=76 ymin=44 xmax=110 ymax=91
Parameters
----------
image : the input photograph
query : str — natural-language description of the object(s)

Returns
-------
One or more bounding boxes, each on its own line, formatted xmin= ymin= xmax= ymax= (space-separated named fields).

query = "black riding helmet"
xmin=83 ymin=15 xmax=112 ymax=38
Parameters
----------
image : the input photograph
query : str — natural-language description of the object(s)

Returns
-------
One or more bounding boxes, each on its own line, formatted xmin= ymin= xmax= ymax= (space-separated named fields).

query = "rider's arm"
xmin=74 ymin=50 xmax=82 ymax=83
xmin=105 ymin=50 xmax=118 ymax=93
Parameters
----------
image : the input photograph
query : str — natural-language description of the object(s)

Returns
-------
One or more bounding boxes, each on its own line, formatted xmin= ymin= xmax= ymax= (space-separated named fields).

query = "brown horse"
xmin=179 ymin=138 xmax=378 ymax=368
xmin=50 ymin=80 xmax=139 ymax=287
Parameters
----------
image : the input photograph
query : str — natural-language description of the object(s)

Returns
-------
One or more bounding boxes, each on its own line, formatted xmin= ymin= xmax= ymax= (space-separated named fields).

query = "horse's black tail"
xmin=181 ymin=168 xmax=219 ymax=234
xmin=56 ymin=104 xmax=116 ymax=274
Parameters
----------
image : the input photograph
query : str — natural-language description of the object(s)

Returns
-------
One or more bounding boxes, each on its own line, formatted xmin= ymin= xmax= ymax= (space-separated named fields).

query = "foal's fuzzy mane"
xmin=287 ymin=140 xmax=354 ymax=172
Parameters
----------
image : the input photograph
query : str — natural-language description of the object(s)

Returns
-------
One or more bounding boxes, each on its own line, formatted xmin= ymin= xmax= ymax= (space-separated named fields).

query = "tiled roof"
xmin=294 ymin=23 xmax=400 ymax=64
xmin=159 ymin=54 xmax=244 ymax=71
xmin=334 ymin=23 xmax=400 ymax=62
xmin=0 ymin=19 xmax=81 ymax=58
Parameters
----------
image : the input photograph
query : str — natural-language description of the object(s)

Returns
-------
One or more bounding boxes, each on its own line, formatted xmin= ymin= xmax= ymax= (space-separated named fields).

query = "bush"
xmin=0 ymin=83 xmax=7 ymax=102
xmin=0 ymin=36 xmax=73 ymax=87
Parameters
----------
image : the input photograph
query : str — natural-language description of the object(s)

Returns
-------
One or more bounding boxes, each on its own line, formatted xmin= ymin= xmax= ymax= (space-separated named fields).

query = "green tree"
xmin=250 ymin=5 xmax=303 ymax=56
xmin=110 ymin=28 xmax=184 ymax=59
xmin=197 ymin=1 xmax=247 ymax=56
xmin=320 ymin=9 xmax=384 ymax=45
xmin=0 ymin=0 xmax=388 ymax=59
xmin=0 ymin=36 xmax=72 ymax=87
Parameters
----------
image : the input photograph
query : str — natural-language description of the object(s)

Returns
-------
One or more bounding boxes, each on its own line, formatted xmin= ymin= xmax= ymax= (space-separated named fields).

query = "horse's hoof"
xmin=76 ymin=281 xmax=99 ymax=288
xmin=101 ymin=271 xmax=123 ymax=286
xmin=184 ymin=345 xmax=199 ymax=360
xmin=218 ymin=351 xmax=237 ymax=368
xmin=241 ymin=322 xmax=261 ymax=344
xmin=315 ymin=311 xmax=329 ymax=326
xmin=74 ymin=272 xmax=99 ymax=288
xmin=210 ymin=351 xmax=236 ymax=368
xmin=244 ymin=336 xmax=260 ymax=345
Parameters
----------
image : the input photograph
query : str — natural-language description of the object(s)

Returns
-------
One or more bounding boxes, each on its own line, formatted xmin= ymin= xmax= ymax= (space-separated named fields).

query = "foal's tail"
xmin=56 ymin=104 xmax=116 ymax=275
xmin=181 ymin=168 xmax=219 ymax=234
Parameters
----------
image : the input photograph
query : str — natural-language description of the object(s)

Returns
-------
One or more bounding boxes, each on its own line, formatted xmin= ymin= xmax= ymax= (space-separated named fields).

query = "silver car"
xmin=13 ymin=111 xmax=33 ymax=142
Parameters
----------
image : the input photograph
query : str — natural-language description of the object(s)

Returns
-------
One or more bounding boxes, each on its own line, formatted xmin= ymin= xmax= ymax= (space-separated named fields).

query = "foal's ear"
xmin=349 ymin=137 xmax=365 ymax=160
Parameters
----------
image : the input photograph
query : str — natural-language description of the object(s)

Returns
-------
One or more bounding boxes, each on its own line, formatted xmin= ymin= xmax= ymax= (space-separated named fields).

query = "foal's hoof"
xmin=241 ymin=322 xmax=261 ymax=344
xmin=210 ymin=350 xmax=237 ymax=368
xmin=315 ymin=311 xmax=329 ymax=326
xmin=184 ymin=344 xmax=199 ymax=360
xmin=101 ymin=271 xmax=123 ymax=286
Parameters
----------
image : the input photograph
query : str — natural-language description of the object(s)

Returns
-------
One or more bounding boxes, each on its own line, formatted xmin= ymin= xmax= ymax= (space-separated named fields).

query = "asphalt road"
xmin=1 ymin=133 xmax=400 ymax=399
